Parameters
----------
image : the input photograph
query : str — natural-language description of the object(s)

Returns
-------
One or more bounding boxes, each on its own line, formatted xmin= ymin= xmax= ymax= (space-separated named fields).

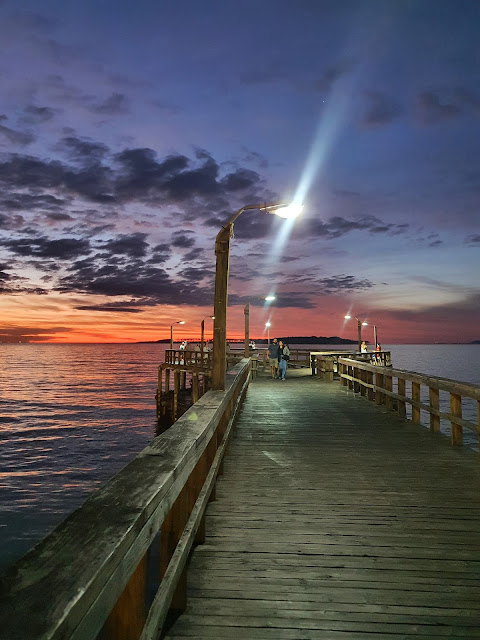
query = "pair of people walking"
xmin=268 ymin=338 xmax=290 ymax=380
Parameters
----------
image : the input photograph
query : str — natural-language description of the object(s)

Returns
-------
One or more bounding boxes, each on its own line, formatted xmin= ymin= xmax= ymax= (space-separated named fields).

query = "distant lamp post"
xmin=265 ymin=321 xmax=271 ymax=345
xmin=244 ymin=295 xmax=276 ymax=357
xmin=213 ymin=203 xmax=302 ymax=390
xmin=201 ymin=315 xmax=215 ymax=354
xmin=344 ymin=315 xmax=368 ymax=352
xmin=170 ymin=320 xmax=185 ymax=349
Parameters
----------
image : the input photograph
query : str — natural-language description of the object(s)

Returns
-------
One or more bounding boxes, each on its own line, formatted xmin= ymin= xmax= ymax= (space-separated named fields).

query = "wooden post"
xmin=450 ymin=392 xmax=463 ymax=446
xmin=192 ymin=373 xmax=199 ymax=404
xmin=353 ymin=366 xmax=360 ymax=393
xmin=244 ymin=302 xmax=249 ymax=358
xmin=105 ymin=555 xmax=146 ymax=640
xmin=212 ymin=223 xmax=232 ymax=390
xmin=206 ymin=431 xmax=218 ymax=502
xmin=156 ymin=367 xmax=162 ymax=420
xmin=397 ymin=377 xmax=406 ymax=417
xmin=385 ymin=375 xmax=392 ymax=410
xmin=160 ymin=486 xmax=189 ymax=614
xmin=173 ymin=371 xmax=180 ymax=422
xmin=429 ymin=386 xmax=440 ymax=433
xmin=412 ymin=382 xmax=421 ymax=424
xmin=360 ymin=368 xmax=366 ymax=396
xmin=376 ymin=372 xmax=384 ymax=405
xmin=367 ymin=370 xmax=374 ymax=401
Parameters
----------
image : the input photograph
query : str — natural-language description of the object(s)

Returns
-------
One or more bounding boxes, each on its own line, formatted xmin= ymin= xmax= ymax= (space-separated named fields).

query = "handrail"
xmin=337 ymin=357 xmax=480 ymax=448
xmin=0 ymin=359 xmax=252 ymax=639
xmin=165 ymin=348 xmax=212 ymax=369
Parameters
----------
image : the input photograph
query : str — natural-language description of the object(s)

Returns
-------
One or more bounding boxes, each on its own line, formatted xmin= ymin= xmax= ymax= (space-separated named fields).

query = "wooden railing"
xmin=0 ymin=359 xmax=252 ymax=640
xmin=336 ymin=357 xmax=480 ymax=449
xmin=165 ymin=348 xmax=212 ymax=369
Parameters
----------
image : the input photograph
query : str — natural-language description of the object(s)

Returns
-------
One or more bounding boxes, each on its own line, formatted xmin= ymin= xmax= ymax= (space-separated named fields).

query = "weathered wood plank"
xmin=165 ymin=373 xmax=480 ymax=640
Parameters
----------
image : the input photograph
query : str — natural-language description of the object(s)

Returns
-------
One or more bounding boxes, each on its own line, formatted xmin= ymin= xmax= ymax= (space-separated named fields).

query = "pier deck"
xmin=166 ymin=369 xmax=480 ymax=639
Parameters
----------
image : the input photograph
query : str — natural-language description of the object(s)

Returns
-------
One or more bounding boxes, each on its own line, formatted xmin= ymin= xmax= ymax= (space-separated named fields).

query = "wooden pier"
xmin=166 ymin=369 xmax=480 ymax=639
xmin=2 ymin=358 xmax=480 ymax=639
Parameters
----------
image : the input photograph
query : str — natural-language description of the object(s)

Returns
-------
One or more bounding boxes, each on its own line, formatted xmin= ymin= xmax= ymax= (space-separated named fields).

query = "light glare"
xmin=273 ymin=203 xmax=303 ymax=219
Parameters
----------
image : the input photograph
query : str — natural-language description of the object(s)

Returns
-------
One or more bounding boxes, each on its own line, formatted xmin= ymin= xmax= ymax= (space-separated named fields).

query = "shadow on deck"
xmin=165 ymin=370 xmax=480 ymax=639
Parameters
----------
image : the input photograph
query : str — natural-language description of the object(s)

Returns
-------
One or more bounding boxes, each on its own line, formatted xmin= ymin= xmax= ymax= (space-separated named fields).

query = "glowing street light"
xmin=265 ymin=321 xmax=271 ymax=345
xmin=170 ymin=320 xmax=185 ymax=350
xmin=200 ymin=315 xmax=214 ymax=354
xmin=213 ymin=203 xmax=302 ymax=390
xmin=344 ymin=315 xmax=368 ymax=352
xmin=244 ymin=295 xmax=276 ymax=357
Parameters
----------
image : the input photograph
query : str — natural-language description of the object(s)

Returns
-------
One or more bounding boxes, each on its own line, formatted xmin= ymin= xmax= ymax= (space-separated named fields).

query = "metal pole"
xmin=170 ymin=324 xmax=173 ymax=350
xmin=268 ymin=326 xmax=270 ymax=345
xmin=374 ymin=324 xmax=378 ymax=349
xmin=212 ymin=224 xmax=232 ymax=390
xmin=357 ymin=319 xmax=362 ymax=352
xmin=244 ymin=303 xmax=249 ymax=358
xmin=200 ymin=319 xmax=205 ymax=354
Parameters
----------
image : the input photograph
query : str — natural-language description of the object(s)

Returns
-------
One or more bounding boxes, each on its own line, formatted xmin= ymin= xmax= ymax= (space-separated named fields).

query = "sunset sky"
xmin=0 ymin=0 xmax=479 ymax=344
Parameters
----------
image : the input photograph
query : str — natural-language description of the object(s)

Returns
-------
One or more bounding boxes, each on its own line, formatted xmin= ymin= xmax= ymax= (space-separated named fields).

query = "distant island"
xmin=138 ymin=336 xmax=357 ymax=345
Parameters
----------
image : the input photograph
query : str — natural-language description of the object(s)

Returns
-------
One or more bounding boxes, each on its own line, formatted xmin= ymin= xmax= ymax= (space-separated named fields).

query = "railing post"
xmin=429 ymin=386 xmax=440 ymax=432
xmin=367 ymin=370 xmax=374 ymax=401
xmin=360 ymin=368 xmax=366 ymax=396
xmin=353 ymin=365 xmax=360 ymax=393
xmin=397 ymin=378 xmax=406 ymax=417
xmin=385 ymin=374 xmax=393 ymax=410
xmin=104 ymin=555 xmax=147 ymax=640
xmin=375 ymin=372 xmax=384 ymax=405
xmin=160 ymin=486 xmax=189 ymax=615
xmin=450 ymin=392 xmax=463 ymax=446
xmin=412 ymin=382 xmax=421 ymax=424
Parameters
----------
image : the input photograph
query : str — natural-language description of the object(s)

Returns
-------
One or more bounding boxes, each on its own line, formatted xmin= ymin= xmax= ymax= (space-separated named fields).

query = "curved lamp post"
xmin=170 ymin=320 xmax=185 ymax=349
xmin=213 ymin=202 xmax=302 ymax=390
xmin=200 ymin=315 xmax=214 ymax=354
xmin=244 ymin=295 xmax=276 ymax=357
xmin=344 ymin=315 xmax=368 ymax=352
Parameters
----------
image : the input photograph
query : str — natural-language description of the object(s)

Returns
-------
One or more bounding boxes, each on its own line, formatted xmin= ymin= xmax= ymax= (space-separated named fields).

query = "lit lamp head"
xmin=265 ymin=322 xmax=271 ymax=328
xmin=265 ymin=295 xmax=276 ymax=302
xmin=265 ymin=203 xmax=303 ymax=219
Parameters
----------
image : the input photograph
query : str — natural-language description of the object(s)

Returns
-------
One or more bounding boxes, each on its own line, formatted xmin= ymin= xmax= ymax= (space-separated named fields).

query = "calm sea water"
xmin=1 ymin=343 xmax=479 ymax=571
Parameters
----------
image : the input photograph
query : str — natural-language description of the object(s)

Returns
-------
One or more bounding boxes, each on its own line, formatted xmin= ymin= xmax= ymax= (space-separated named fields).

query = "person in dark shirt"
xmin=268 ymin=338 xmax=280 ymax=378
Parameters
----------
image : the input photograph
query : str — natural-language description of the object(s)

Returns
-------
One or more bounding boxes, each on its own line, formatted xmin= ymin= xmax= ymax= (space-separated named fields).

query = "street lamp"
xmin=244 ymin=295 xmax=276 ymax=357
xmin=265 ymin=321 xmax=271 ymax=345
xmin=213 ymin=202 xmax=302 ymax=390
xmin=344 ymin=315 xmax=368 ymax=352
xmin=170 ymin=320 xmax=185 ymax=349
xmin=200 ymin=315 xmax=214 ymax=354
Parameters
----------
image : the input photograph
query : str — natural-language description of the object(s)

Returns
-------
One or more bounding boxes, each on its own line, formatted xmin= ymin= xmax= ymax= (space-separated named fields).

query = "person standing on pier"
xmin=268 ymin=337 xmax=280 ymax=378
xmin=277 ymin=340 xmax=290 ymax=380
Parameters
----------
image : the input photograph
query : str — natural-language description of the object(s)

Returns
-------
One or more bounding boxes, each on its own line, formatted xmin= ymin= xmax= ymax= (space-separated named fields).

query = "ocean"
xmin=1 ymin=342 xmax=479 ymax=572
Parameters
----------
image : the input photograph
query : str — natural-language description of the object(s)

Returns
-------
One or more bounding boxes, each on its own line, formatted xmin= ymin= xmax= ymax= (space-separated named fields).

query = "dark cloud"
xmin=20 ymin=105 xmax=56 ymax=124
xmin=361 ymin=91 xmax=403 ymax=127
xmin=58 ymin=136 xmax=109 ymax=164
xmin=171 ymin=231 xmax=195 ymax=249
xmin=465 ymin=234 xmax=480 ymax=245
xmin=91 ymin=93 xmax=129 ymax=115
xmin=0 ymin=192 xmax=66 ymax=211
xmin=305 ymin=215 xmax=409 ymax=239
xmin=0 ymin=144 xmax=265 ymax=213
xmin=0 ymin=212 xmax=26 ymax=230
xmin=98 ymin=232 xmax=148 ymax=258
xmin=0 ymin=326 xmax=71 ymax=343
xmin=0 ymin=122 xmax=35 ymax=146
xmin=74 ymin=303 xmax=143 ymax=313
xmin=416 ymin=91 xmax=461 ymax=124
xmin=2 ymin=236 xmax=90 ymax=259
xmin=58 ymin=258 xmax=213 ymax=306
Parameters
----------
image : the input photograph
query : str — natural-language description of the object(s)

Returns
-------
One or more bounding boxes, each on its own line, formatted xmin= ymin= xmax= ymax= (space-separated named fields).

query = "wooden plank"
xmin=166 ymin=373 xmax=480 ymax=640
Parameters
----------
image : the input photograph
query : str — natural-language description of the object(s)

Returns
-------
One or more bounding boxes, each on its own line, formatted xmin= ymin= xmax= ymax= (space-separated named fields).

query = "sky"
xmin=0 ymin=0 xmax=479 ymax=344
